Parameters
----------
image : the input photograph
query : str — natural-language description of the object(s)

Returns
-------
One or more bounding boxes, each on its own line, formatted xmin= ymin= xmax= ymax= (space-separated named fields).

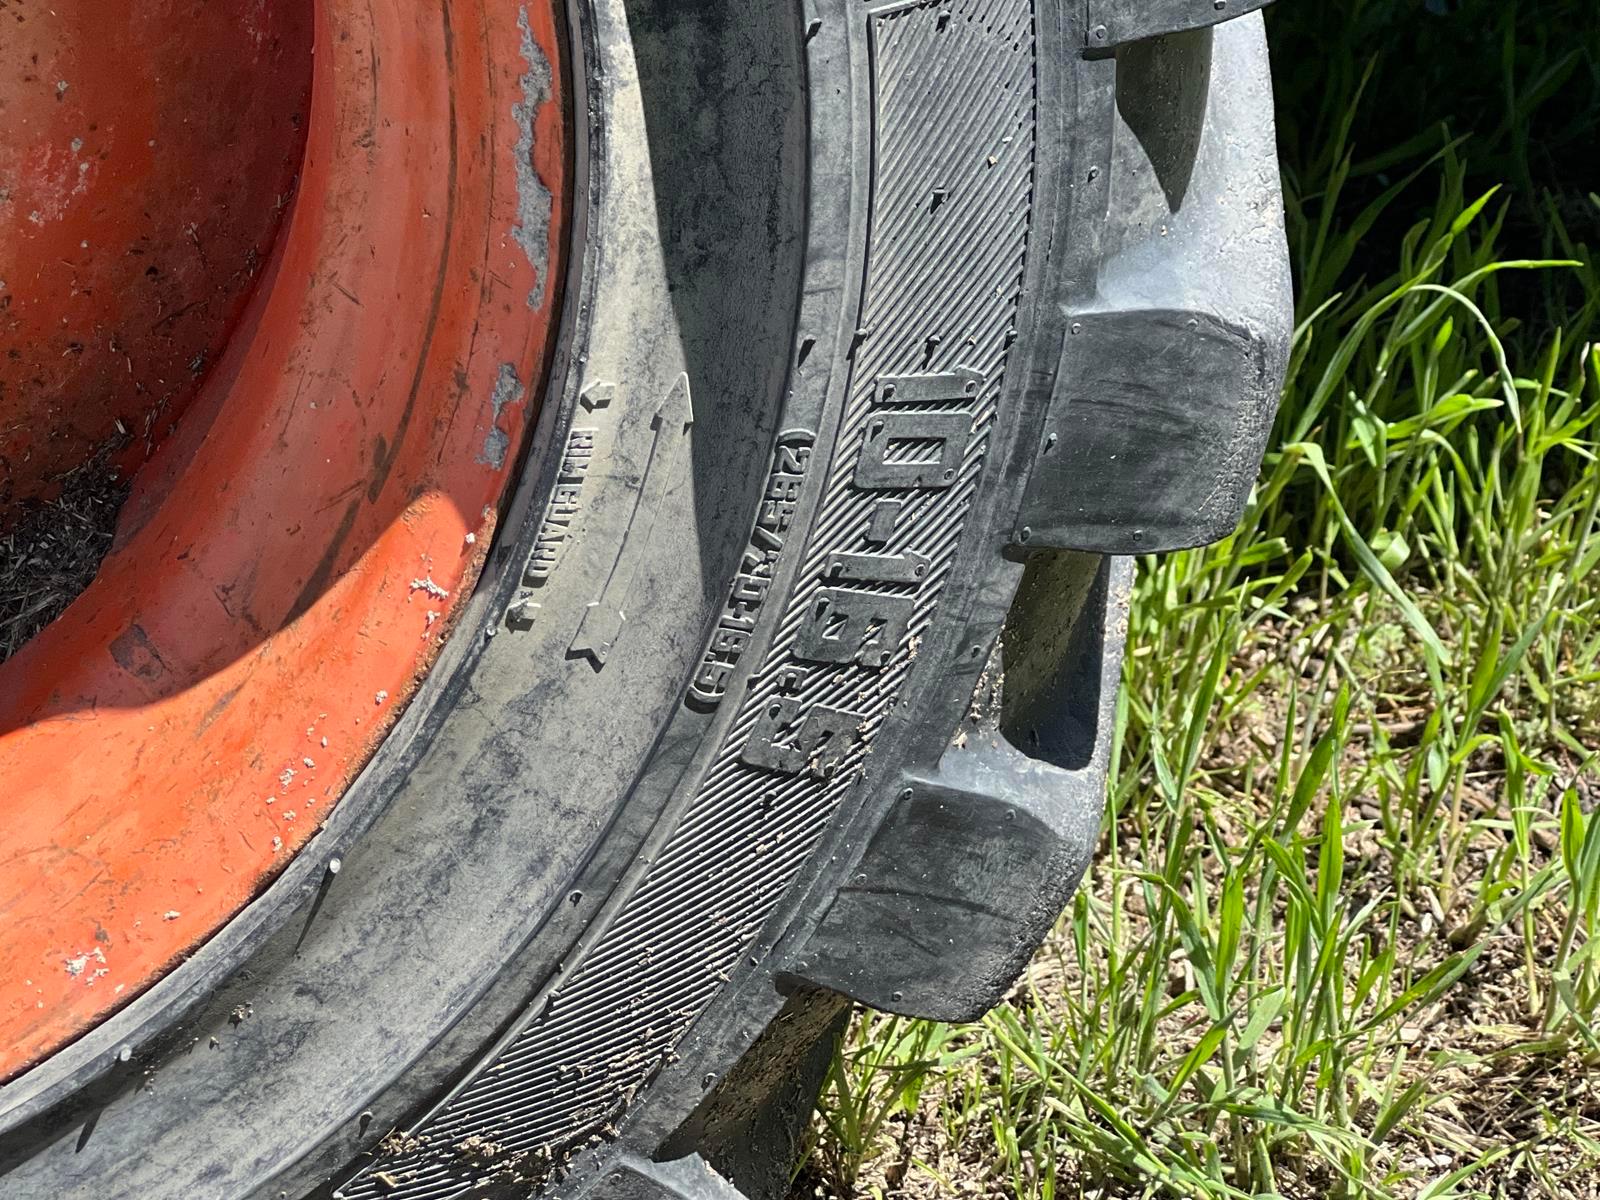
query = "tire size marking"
xmin=739 ymin=697 xmax=862 ymax=779
xmin=823 ymin=548 xmax=930 ymax=584
xmin=794 ymin=587 xmax=913 ymax=668
xmin=739 ymin=368 xmax=980 ymax=773
xmin=689 ymin=429 xmax=816 ymax=707
xmin=853 ymin=366 xmax=982 ymax=491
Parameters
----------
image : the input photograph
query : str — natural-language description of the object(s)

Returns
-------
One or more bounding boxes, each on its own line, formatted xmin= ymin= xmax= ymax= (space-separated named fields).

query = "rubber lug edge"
xmin=1018 ymin=16 xmax=1292 ymax=554
xmin=780 ymin=557 xmax=1130 ymax=1022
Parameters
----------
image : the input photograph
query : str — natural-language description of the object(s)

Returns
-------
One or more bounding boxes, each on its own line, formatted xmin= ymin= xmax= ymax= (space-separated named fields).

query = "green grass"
xmin=800 ymin=3 xmax=1600 ymax=1197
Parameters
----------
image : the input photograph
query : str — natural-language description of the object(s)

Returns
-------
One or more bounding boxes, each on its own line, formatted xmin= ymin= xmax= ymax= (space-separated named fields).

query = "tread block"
xmin=1015 ymin=306 xmax=1277 ymax=553
xmin=1019 ymin=13 xmax=1291 ymax=554
xmin=787 ymin=757 xmax=1101 ymax=1022
xmin=783 ymin=560 xmax=1131 ymax=1023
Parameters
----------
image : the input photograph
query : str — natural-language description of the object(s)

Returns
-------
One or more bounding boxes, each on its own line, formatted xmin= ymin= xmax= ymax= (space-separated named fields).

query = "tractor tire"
xmin=0 ymin=1 xmax=1289 ymax=1198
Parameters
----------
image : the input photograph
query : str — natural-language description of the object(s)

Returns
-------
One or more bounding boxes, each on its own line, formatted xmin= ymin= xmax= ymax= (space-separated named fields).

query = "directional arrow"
xmin=569 ymin=373 xmax=693 ymax=666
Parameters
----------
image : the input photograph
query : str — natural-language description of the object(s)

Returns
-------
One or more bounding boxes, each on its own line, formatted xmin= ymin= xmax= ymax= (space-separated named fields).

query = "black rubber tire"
xmin=0 ymin=3 xmax=1290 ymax=1198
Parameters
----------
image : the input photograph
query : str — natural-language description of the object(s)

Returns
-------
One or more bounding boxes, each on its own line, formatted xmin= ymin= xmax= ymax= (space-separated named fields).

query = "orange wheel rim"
xmin=0 ymin=0 xmax=570 ymax=1081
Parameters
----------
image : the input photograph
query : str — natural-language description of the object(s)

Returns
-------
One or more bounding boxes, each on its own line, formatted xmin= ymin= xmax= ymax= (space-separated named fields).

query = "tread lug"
xmin=1019 ymin=15 xmax=1291 ymax=554
xmin=782 ymin=560 xmax=1130 ymax=1022
xmin=1015 ymin=305 xmax=1278 ymax=553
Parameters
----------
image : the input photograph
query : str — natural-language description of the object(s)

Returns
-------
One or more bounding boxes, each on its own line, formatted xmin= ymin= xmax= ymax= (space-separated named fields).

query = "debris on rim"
xmin=0 ymin=444 xmax=130 ymax=665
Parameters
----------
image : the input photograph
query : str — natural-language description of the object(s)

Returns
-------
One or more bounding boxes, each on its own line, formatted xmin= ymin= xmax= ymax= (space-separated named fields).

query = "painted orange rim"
xmin=0 ymin=0 xmax=569 ymax=1081
xmin=0 ymin=0 xmax=313 ymax=517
